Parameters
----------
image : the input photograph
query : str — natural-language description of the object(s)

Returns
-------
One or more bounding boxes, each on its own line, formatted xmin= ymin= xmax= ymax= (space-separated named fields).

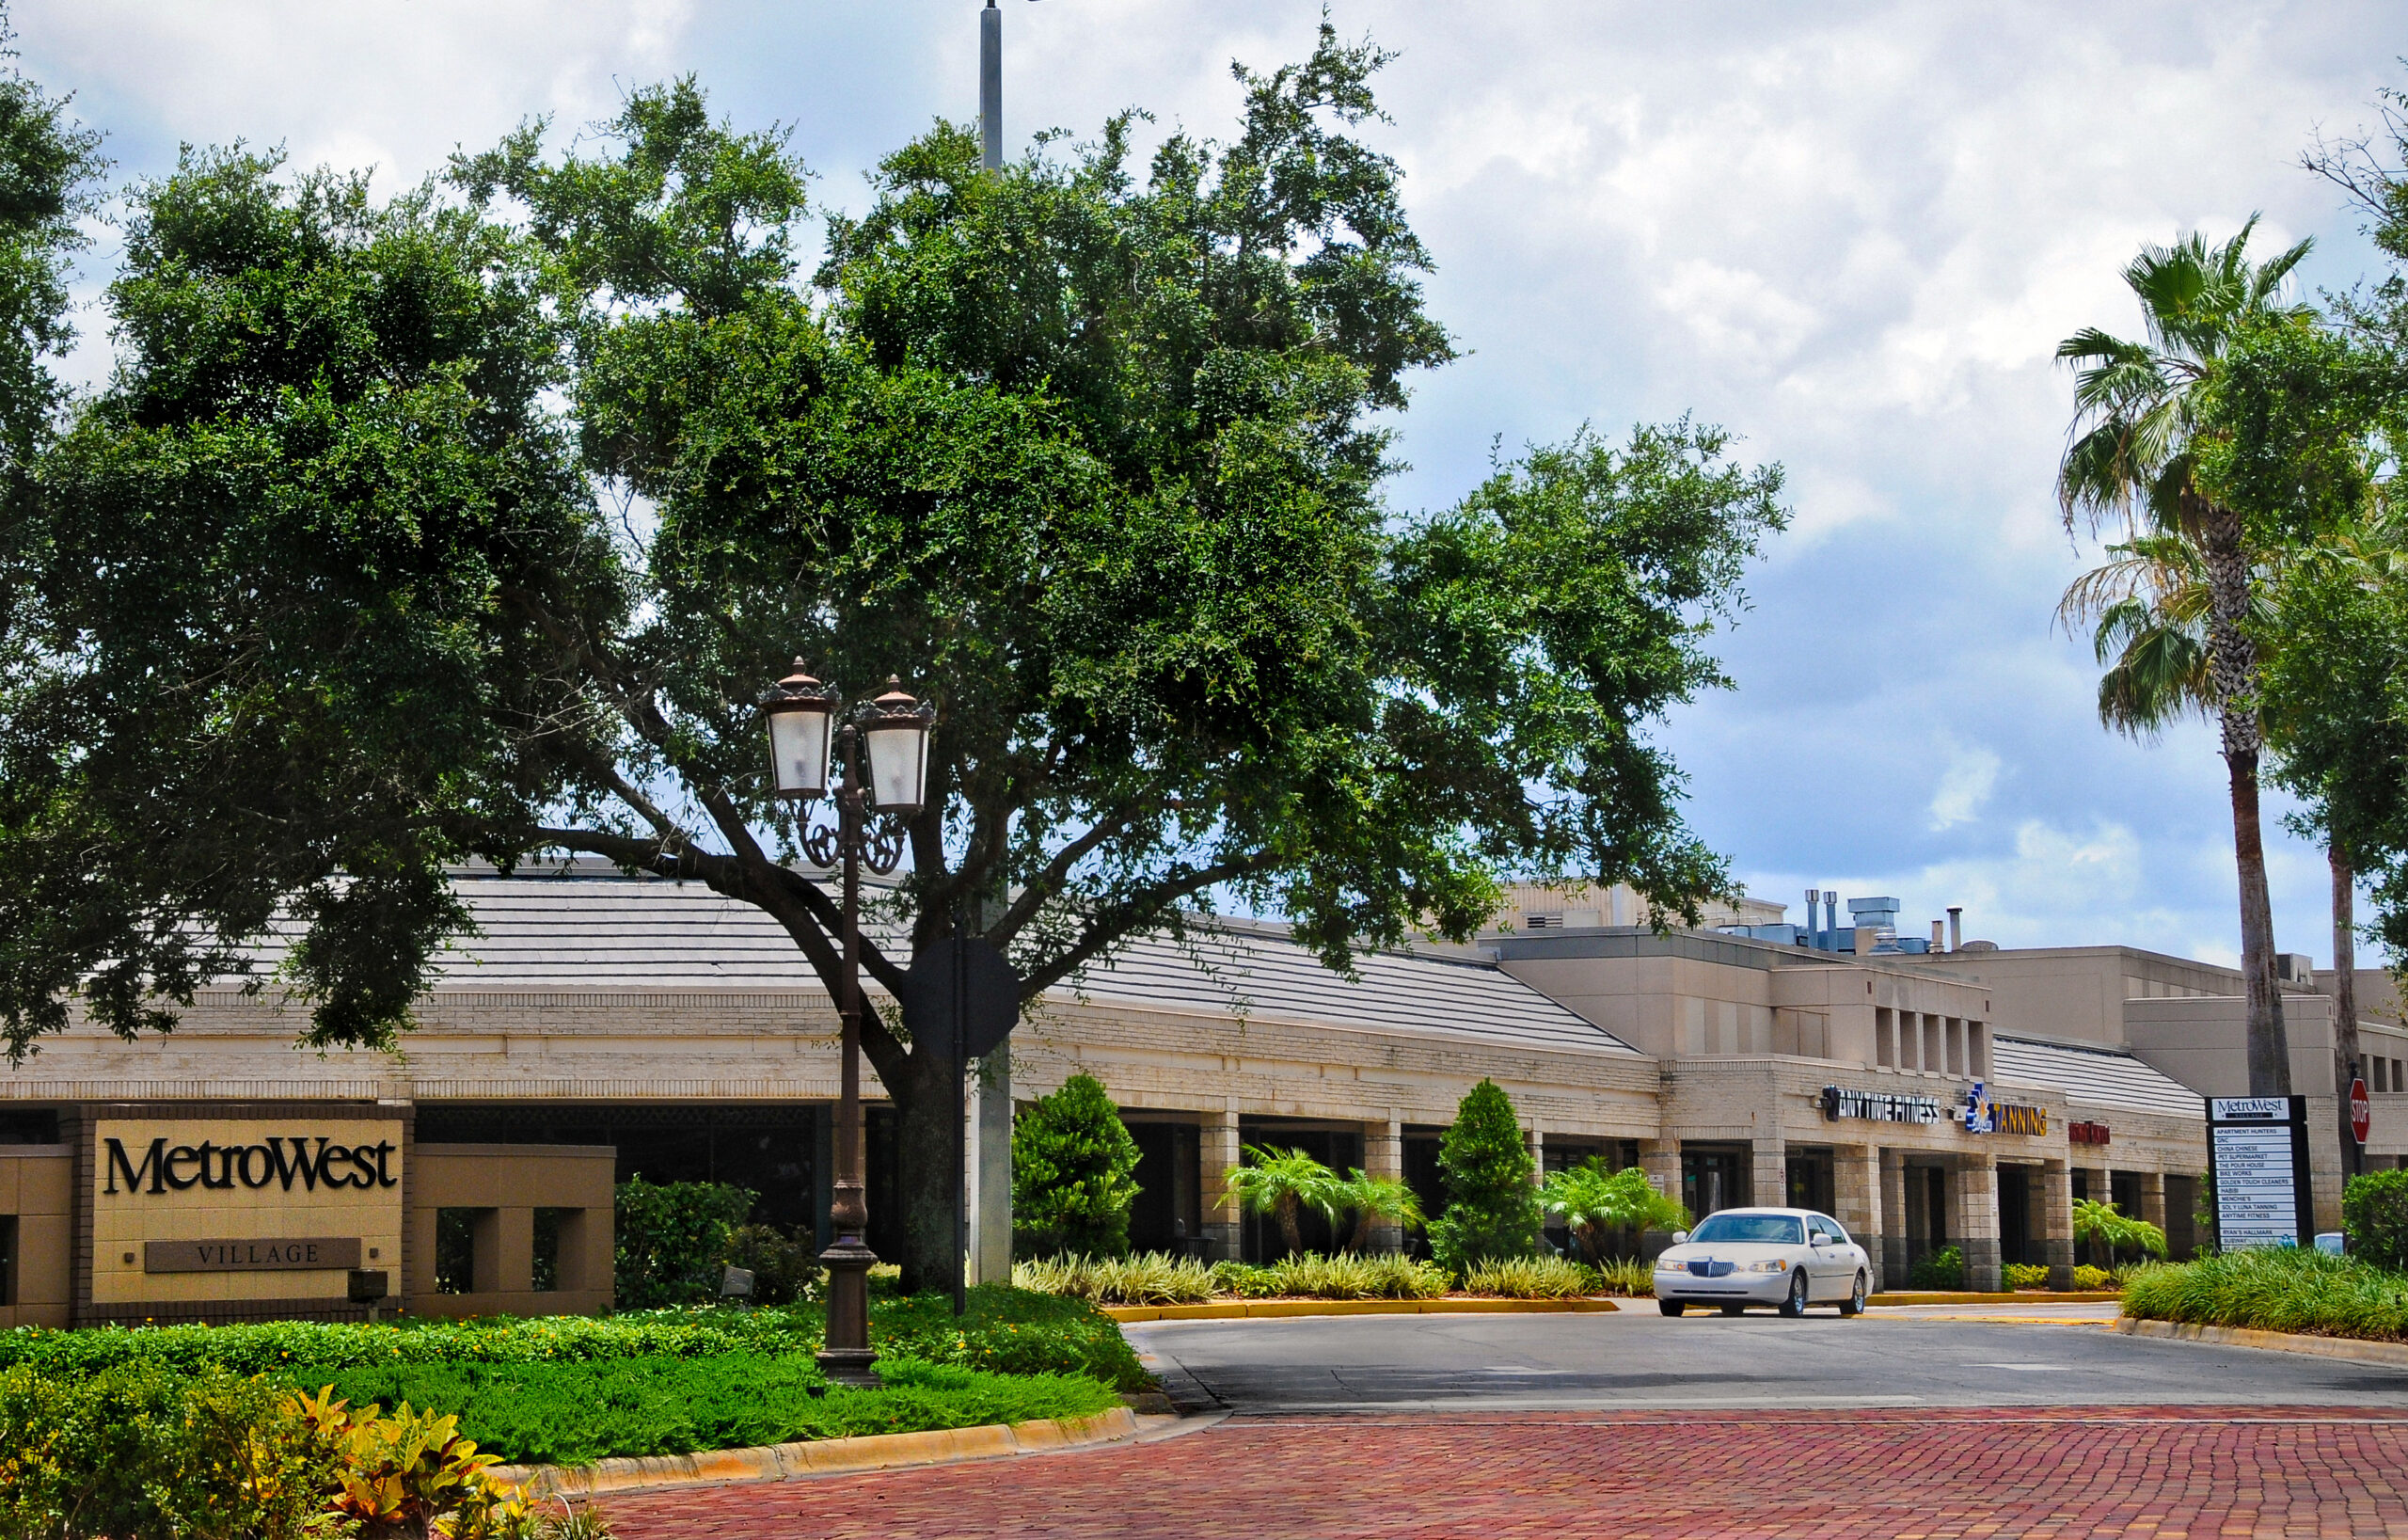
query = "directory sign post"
xmin=2207 ymin=1097 xmax=2316 ymax=1249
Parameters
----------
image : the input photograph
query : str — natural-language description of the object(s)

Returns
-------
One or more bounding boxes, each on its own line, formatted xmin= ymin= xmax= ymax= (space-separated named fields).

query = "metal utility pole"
xmin=980 ymin=1 xmax=1004 ymax=171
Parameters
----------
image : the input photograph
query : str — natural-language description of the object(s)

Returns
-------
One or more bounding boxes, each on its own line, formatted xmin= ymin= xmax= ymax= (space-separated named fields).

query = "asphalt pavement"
xmin=1125 ymin=1301 xmax=2408 ymax=1414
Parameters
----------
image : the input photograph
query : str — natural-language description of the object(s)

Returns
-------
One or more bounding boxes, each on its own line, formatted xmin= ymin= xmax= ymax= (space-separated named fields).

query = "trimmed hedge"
xmin=291 ymin=1356 xmax=1117 ymax=1467
xmin=0 ymin=1286 xmax=1147 ymax=1391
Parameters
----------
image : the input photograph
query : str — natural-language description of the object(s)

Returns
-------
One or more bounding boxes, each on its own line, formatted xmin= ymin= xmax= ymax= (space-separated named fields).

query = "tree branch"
xmin=1014 ymin=851 xmax=1282 ymax=1001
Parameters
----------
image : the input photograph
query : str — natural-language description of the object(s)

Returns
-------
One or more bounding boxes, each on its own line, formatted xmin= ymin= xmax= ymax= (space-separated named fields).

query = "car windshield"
xmin=1689 ymin=1214 xmax=1803 ymax=1246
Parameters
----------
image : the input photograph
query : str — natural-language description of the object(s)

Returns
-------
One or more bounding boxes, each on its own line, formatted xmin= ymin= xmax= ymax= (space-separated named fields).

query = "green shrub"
xmin=721 ymin=1224 xmax=821 ymax=1306
xmin=2069 ymin=1264 xmax=2114 ymax=1291
xmin=1463 ymin=1256 xmax=1592 ymax=1299
xmin=2346 ymin=1169 xmax=2408 ymax=1271
xmin=1198 ymin=1253 xmax=1448 ymax=1300
xmin=295 ymin=1355 xmax=1116 ymax=1468
xmin=1907 ymin=1246 xmax=1964 ymax=1290
xmin=2003 ymin=1262 xmax=2052 ymax=1291
xmin=2110 ymin=1259 xmax=2164 ymax=1290
xmin=1540 ymin=1160 xmax=1688 ymax=1264
xmin=0 ymin=1288 xmax=1146 ymax=1392
xmin=1012 ymin=1251 xmax=1219 ymax=1306
xmin=614 ymin=1178 xmax=758 ymax=1309
xmin=1427 ymin=1080 xmax=1543 ymax=1277
xmin=1012 ymin=1073 xmax=1142 ymax=1261
xmin=2072 ymin=1199 xmax=2167 ymax=1263
xmin=2122 ymin=1246 xmax=2408 ymax=1340
xmin=1584 ymin=1257 xmax=1655 ymax=1296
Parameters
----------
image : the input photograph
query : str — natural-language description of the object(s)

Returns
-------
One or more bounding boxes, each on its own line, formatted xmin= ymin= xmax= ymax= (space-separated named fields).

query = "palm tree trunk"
xmin=1348 ymin=1209 xmax=1371 ymax=1255
xmin=1276 ymin=1195 xmax=1302 ymax=1257
xmin=2195 ymin=496 xmax=2290 ymax=1096
xmin=2334 ymin=842 xmax=2364 ymax=1179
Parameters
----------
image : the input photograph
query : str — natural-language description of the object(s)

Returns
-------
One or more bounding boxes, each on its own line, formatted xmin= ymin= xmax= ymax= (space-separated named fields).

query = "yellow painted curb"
xmin=489 ymin=1405 xmax=1143 ymax=1500
xmin=2115 ymin=1315 xmax=2408 ymax=1368
xmin=1870 ymin=1291 xmax=2121 ymax=1307
xmin=1101 ymin=1297 xmax=1623 ymax=1323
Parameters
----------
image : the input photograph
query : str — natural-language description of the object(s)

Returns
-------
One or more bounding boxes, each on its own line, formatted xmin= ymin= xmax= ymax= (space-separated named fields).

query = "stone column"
xmin=1879 ymin=1149 xmax=1909 ymax=1292
xmin=1527 ymin=1125 xmax=1545 ymax=1183
xmin=2039 ymin=1157 xmax=2075 ymax=1290
xmin=1199 ymin=1108 xmax=1243 ymax=1261
xmin=1834 ymin=1145 xmax=1884 ymax=1291
xmin=1365 ymin=1119 xmax=1405 ymax=1254
xmin=1954 ymin=1153 xmax=2001 ymax=1292
xmin=2136 ymin=1169 xmax=2167 ymax=1263
xmin=1752 ymin=1134 xmax=1786 ymax=1213
xmin=1640 ymin=1138 xmax=1682 ymax=1258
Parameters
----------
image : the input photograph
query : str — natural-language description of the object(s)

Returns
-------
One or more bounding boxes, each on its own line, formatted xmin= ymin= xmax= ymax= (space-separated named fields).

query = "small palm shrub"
xmin=1224 ymin=1146 xmax=1340 ymax=1255
xmin=2345 ymin=1169 xmax=2408 ymax=1270
xmin=2072 ymin=1199 xmax=2167 ymax=1266
xmin=2003 ymin=1262 xmax=2052 ymax=1291
xmin=1541 ymin=1160 xmax=1688 ymax=1264
xmin=1330 ymin=1168 xmax=1425 ymax=1252
xmin=2069 ymin=1264 xmax=2114 ymax=1291
xmin=1584 ymin=1257 xmax=1655 ymax=1296
xmin=1908 ymin=1245 xmax=1965 ymax=1290
xmin=1013 ymin=1072 xmax=1144 ymax=1260
xmin=1428 ymin=1079 xmax=1544 ymax=1276
xmin=1463 ymin=1255 xmax=1592 ymax=1299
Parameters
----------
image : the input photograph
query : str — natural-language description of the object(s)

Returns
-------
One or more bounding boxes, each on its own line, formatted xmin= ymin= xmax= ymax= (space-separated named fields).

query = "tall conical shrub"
xmin=1428 ymin=1078 xmax=1543 ymax=1276
xmin=1012 ymin=1072 xmax=1142 ymax=1260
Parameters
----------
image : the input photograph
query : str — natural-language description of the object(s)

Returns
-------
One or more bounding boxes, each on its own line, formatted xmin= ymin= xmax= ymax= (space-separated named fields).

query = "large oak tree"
xmin=1 ymin=31 xmax=1786 ymax=1287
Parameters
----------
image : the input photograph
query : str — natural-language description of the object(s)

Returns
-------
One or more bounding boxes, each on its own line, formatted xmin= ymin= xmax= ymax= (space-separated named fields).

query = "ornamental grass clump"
xmin=1584 ymin=1257 xmax=1655 ymax=1297
xmin=1010 ymin=1252 xmax=1218 ymax=1306
xmin=2120 ymin=1246 xmax=2408 ymax=1341
xmin=1462 ymin=1256 xmax=1592 ymax=1299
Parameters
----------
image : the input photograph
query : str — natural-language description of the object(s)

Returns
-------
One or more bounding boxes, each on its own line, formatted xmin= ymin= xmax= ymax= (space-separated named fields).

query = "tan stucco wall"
xmin=0 ymin=1146 xmax=72 ymax=1327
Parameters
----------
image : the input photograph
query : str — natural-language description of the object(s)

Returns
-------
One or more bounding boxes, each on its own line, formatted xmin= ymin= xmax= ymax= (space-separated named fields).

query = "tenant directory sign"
xmin=2207 ymin=1097 xmax=2315 ymax=1248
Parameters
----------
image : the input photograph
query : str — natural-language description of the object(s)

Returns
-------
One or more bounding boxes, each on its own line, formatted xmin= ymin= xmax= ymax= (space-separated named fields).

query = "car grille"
xmin=1686 ymin=1258 xmax=1736 ymax=1278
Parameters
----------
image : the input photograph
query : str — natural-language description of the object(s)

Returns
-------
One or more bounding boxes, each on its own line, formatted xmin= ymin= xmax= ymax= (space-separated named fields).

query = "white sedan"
xmin=1653 ymin=1207 xmax=1871 ymax=1318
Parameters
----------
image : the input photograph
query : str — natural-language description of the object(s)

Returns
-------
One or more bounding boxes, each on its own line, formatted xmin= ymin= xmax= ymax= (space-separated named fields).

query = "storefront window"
xmin=1682 ymin=1147 xmax=1748 ymax=1218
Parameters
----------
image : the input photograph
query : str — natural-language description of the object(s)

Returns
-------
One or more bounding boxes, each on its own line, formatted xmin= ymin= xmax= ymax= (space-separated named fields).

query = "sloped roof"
xmin=1991 ymin=1033 xmax=2203 ymax=1118
xmin=428 ymin=867 xmax=1639 ymax=1058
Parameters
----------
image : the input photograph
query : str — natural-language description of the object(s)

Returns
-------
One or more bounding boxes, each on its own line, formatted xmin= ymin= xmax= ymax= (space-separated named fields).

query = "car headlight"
xmin=1744 ymin=1260 xmax=1789 ymax=1273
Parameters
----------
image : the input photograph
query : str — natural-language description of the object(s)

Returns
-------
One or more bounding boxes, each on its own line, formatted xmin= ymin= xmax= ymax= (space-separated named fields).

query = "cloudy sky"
xmin=16 ymin=1 xmax=2400 ymax=965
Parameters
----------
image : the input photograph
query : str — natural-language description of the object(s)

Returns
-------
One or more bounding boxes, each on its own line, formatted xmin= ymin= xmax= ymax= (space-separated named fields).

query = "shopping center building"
xmin=2 ymin=865 xmax=2389 ymax=1327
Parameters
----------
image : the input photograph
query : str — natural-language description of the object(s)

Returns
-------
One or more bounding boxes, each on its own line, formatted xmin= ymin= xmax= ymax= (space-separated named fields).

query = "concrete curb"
xmin=1871 ymin=1292 xmax=2122 ymax=1307
xmin=488 ymin=1406 xmax=1146 ymax=1500
xmin=2115 ymin=1316 xmax=2408 ymax=1368
xmin=1101 ymin=1297 xmax=1624 ymax=1323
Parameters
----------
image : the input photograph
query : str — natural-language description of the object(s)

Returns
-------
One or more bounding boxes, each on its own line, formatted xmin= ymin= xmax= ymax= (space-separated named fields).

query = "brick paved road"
xmin=598 ymin=1407 xmax=2408 ymax=1538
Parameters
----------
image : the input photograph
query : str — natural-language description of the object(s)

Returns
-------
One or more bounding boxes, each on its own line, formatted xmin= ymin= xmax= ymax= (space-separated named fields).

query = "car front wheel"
xmin=1659 ymin=1298 xmax=1685 ymax=1316
xmin=1839 ymin=1271 xmax=1867 ymax=1317
xmin=1778 ymin=1267 xmax=1810 ymax=1317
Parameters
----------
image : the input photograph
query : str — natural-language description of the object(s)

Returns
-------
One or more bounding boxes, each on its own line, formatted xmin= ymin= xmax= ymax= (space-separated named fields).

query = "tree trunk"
xmin=889 ymin=1045 xmax=966 ymax=1294
xmin=2335 ymin=843 xmax=2364 ymax=1180
xmin=1276 ymin=1196 xmax=1302 ymax=1257
xmin=2194 ymin=495 xmax=2291 ymax=1097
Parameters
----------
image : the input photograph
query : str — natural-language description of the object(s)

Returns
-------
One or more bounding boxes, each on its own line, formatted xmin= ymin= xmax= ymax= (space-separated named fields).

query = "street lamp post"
xmin=764 ymin=662 xmax=935 ymax=1388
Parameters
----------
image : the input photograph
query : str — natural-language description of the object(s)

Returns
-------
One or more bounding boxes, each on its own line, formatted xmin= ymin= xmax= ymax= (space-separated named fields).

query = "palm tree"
xmin=1327 ymin=1168 xmax=1423 ymax=1254
xmin=2057 ymin=217 xmax=2315 ymax=1096
xmin=1539 ymin=1159 xmax=1690 ymax=1265
xmin=2071 ymin=1197 xmax=2168 ymax=1269
xmin=1223 ymin=1145 xmax=1340 ymax=1256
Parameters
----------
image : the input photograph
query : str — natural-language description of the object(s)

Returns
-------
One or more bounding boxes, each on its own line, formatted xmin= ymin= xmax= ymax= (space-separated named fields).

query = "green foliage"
xmin=1907 ymin=1246 xmax=1965 ymax=1290
xmin=0 ymin=1359 xmax=338 ymax=1540
xmin=1539 ymin=1159 xmax=1688 ymax=1262
xmin=1012 ymin=1073 xmax=1142 ymax=1261
xmin=2070 ymin=1264 xmax=2115 ymax=1291
xmin=2004 ymin=1263 xmax=2052 ymax=1291
xmin=1328 ymin=1169 xmax=1423 ymax=1253
xmin=0 ymin=23 xmax=104 ymax=472
xmin=1461 ymin=1256 xmax=1594 ymax=1299
xmin=0 ymin=1288 xmax=1145 ymax=1393
xmin=721 ymin=1224 xmax=822 ymax=1307
xmin=1012 ymin=1252 xmax=1220 ymax=1306
xmin=2348 ymin=1169 xmax=2408 ymax=1272
xmin=293 ymin=1356 xmax=1114 ymax=1469
xmin=2121 ymin=1246 xmax=2408 ymax=1339
xmin=2072 ymin=1198 xmax=2169 ymax=1261
xmin=614 ymin=1179 xmax=759 ymax=1309
xmin=1427 ymin=1081 xmax=1543 ymax=1275
xmin=1210 ymin=1253 xmax=1450 ymax=1301
xmin=1222 ymin=1145 xmax=1339 ymax=1257
xmin=1584 ymin=1257 xmax=1656 ymax=1297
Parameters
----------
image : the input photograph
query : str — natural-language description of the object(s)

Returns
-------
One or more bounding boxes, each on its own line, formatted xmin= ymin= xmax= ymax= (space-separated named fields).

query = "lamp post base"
xmin=817 ymin=1236 xmax=882 ymax=1389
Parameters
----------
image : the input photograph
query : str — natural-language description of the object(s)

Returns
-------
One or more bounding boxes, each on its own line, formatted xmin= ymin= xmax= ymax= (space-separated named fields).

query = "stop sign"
xmin=2351 ymin=1076 xmax=2373 ymax=1146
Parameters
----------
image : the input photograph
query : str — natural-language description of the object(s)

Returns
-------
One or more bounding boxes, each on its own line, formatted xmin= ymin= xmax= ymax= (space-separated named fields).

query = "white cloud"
xmin=1928 ymin=746 xmax=2003 ymax=832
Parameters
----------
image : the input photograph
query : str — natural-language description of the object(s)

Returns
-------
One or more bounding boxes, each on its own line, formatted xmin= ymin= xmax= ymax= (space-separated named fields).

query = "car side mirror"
xmin=1811 ymin=1232 xmax=1831 ymax=1246
xmin=1670 ymin=1230 xmax=1689 ymax=1246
